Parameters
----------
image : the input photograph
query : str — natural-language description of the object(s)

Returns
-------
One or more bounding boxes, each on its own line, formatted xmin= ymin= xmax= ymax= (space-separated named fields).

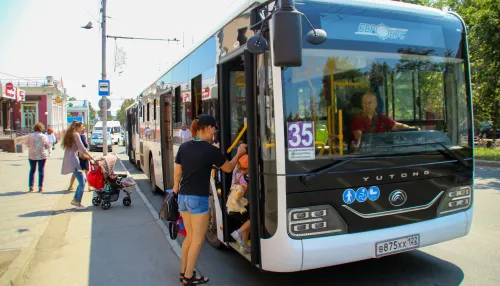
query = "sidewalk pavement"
xmin=0 ymin=148 xmax=181 ymax=286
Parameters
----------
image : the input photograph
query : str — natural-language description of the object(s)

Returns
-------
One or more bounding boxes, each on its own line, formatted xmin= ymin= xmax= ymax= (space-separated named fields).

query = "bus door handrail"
xmin=227 ymin=124 xmax=247 ymax=153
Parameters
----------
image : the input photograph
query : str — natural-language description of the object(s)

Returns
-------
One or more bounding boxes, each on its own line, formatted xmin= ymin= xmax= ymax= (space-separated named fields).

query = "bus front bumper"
xmin=260 ymin=207 xmax=472 ymax=272
xmin=300 ymin=208 xmax=472 ymax=271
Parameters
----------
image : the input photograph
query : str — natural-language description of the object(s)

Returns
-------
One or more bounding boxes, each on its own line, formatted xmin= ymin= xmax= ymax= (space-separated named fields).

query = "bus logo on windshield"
xmin=356 ymin=23 xmax=408 ymax=40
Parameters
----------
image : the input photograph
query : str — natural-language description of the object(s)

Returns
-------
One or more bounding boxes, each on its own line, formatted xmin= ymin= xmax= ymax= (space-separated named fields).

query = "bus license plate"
xmin=375 ymin=234 xmax=420 ymax=257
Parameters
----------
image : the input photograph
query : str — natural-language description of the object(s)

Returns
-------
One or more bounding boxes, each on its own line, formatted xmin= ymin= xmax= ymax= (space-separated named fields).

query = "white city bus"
xmin=127 ymin=0 xmax=474 ymax=272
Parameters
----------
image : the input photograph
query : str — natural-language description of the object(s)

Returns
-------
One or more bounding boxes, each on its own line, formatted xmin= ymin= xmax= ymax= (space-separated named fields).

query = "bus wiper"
xmin=391 ymin=141 xmax=468 ymax=168
xmin=300 ymin=159 xmax=353 ymax=186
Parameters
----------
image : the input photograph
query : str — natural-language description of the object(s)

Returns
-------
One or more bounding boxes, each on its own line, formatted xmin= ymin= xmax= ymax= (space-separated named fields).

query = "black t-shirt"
xmin=175 ymin=140 xmax=227 ymax=197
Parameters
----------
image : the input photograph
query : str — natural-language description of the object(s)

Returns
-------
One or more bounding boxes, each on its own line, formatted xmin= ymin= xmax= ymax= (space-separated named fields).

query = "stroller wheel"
xmin=123 ymin=197 xmax=132 ymax=206
xmin=101 ymin=200 xmax=111 ymax=210
xmin=92 ymin=196 xmax=102 ymax=206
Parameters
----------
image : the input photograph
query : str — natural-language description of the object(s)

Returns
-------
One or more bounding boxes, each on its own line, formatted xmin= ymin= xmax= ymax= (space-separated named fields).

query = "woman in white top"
xmin=45 ymin=127 xmax=57 ymax=156
xmin=179 ymin=124 xmax=192 ymax=143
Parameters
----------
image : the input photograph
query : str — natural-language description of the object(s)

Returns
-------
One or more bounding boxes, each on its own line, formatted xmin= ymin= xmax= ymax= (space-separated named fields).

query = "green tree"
xmin=68 ymin=96 xmax=77 ymax=101
xmin=88 ymin=102 xmax=96 ymax=123
xmin=116 ymin=98 xmax=136 ymax=126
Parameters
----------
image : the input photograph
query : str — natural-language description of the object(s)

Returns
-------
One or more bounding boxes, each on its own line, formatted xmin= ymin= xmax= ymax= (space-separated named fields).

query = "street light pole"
xmin=101 ymin=0 xmax=108 ymax=155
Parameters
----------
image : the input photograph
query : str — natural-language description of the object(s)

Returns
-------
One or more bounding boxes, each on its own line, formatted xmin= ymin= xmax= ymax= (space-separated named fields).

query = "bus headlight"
xmin=437 ymin=186 xmax=472 ymax=216
xmin=287 ymin=205 xmax=347 ymax=239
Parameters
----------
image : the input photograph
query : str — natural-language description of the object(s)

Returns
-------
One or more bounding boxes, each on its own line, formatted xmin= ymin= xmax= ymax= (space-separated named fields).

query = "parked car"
xmin=89 ymin=131 xmax=113 ymax=152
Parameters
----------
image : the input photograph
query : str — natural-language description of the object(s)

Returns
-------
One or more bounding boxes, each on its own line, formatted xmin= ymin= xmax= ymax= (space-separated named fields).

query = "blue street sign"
xmin=356 ymin=187 xmax=368 ymax=203
xmin=67 ymin=116 xmax=83 ymax=124
xmin=343 ymin=189 xmax=356 ymax=205
xmin=98 ymin=80 xmax=110 ymax=96
xmin=368 ymin=186 xmax=381 ymax=201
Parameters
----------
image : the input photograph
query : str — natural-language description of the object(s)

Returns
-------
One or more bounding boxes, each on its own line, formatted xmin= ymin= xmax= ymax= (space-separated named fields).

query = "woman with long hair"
xmin=26 ymin=122 xmax=50 ymax=192
xmin=174 ymin=114 xmax=246 ymax=285
xmin=67 ymin=127 xmax=93 ymax=191
xmin=61 ymin=121 xmax=93 ymax=210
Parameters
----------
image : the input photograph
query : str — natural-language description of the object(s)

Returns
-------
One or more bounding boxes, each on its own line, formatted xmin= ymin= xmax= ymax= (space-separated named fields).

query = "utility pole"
xmin=101 ymin=0 xmax=108 ymax=155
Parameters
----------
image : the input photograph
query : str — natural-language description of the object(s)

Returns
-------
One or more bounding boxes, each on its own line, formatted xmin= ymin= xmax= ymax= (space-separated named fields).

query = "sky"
xmin=0 ymin=0 xmax=242 ymax=115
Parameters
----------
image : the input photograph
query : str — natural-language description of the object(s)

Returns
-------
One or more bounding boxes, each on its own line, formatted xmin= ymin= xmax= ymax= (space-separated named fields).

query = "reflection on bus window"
xmin=282 ymin=50 xmax=470 ymax=159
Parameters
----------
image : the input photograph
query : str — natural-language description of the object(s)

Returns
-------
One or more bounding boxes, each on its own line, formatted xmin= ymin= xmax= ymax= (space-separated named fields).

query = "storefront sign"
xmin=3 ymin=83 xmax=16 ymax=99
xmin=16 ymin=89 xmax=26 ymax=102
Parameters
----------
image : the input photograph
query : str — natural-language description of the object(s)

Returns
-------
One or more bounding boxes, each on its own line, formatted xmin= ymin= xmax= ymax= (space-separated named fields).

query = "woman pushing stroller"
xmin=61 ymin=121 xmax=94 ymax=210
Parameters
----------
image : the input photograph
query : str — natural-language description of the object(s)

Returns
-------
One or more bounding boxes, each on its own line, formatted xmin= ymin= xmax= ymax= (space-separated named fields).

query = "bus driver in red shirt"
xmin=350 ymin=92 xmax=420 ymax=149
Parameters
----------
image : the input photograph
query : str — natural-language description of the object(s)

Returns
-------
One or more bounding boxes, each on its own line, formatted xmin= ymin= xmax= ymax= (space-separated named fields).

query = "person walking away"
xmin=26 ymin=122 xmax=50 ymax=192
xmin=230 ymin=154 xmax=251 ymax=253
xmin=67 ymin=127 xmax=93 ymax=191
xmin=45 ymin=127 xmax=57 ymax=156
xmin=174 ymin=114 xmax=247 ymax=285
xmin=179 ymin=124 xmax=191 ymax=143
xmin=61 ymin=121 xmax=93 ymax=210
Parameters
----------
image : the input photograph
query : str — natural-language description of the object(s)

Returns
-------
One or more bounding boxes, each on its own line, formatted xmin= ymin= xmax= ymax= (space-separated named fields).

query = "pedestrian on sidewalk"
xmin=67 ymin=127 xmax=93 ymax=191
xmin=26 ymin=122 xmax=50 ymax=192
xmin=174 ymin=114 xmax=247 ymax=285
xmin=45 ymin=127 xmax=57 ymax=156
xmin=61 ymin=121 xmax=93 ymax=210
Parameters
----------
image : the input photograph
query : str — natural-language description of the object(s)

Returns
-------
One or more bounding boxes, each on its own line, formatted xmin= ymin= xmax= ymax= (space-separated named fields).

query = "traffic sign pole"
xmin=101 ymin=0 xmax=108 ymax=156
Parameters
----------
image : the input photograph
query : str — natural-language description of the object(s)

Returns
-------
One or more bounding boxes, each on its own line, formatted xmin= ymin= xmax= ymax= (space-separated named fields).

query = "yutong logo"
xmin=356 ymin=23 xmax=408 ymax=40
xmin=362 ymin=170 xmax=430 ymax=182
xmin=389 ymin=190 xmax=407 ymax=207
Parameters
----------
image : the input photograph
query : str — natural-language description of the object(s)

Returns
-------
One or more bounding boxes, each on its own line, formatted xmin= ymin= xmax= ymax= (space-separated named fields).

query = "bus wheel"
xmin=206 ymin=193 xmax=222 ymax=249
xmin=149 ymin=159 xmax=160 ymax=193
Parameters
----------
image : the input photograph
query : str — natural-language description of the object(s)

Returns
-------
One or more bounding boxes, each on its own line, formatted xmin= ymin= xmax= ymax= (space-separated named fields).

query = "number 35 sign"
xmin=287 ymin=122 xmax=315 ymax=161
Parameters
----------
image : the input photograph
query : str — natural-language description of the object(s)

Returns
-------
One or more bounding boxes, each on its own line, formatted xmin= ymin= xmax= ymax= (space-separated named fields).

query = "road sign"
xmin=98 ymin=80 xmax=110 ymax=96
xmin=98 ymin=98 xmax=111 ymax=110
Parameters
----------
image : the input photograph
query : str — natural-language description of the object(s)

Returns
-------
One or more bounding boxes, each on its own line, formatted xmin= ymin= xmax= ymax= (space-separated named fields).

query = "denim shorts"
xmin=178 ymin=194 xmax=209 ymax=215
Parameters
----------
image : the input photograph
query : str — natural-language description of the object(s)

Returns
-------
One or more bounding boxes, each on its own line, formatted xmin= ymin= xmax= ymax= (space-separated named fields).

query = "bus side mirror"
xmin=271 ymin=5 xmax=303 ymax=67
xmin=247 ymin=0 xmax=327 ymax=67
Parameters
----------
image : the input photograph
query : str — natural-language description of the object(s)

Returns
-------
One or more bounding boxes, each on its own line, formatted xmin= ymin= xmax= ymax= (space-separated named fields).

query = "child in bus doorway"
xmin=230 ymin=155 xmax=251 ymax=254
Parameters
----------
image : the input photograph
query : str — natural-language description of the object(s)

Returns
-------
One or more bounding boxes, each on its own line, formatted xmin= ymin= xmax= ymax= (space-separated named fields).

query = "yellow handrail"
xmin=315 ymin=141 xmax=326 ymax=156
xmin=227 ymin=124 xmax=247 ymax=153
xmin=265 ymin=143 xmax=276 ymax=148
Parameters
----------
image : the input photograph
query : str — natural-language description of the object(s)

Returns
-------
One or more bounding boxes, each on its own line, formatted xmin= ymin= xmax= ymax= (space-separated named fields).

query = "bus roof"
xmin=125 ymin=102 xmax=137 ymax=112
xmin=136 ymin=0 xmax=448 ymax=98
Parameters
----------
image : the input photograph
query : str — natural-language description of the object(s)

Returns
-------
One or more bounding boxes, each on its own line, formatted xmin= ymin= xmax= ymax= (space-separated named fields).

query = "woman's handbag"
xmin=160 ymin=190 xmax=179 ymax=221
xmin=88 ymin=164 xmax=105 ymax=189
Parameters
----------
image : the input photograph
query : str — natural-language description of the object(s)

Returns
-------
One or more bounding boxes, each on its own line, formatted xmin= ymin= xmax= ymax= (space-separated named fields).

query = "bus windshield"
xmin=282 ymin=2 xmax=471 ymax=164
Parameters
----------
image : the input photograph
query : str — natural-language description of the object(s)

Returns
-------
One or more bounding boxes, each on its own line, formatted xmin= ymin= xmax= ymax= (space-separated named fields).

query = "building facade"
xmin=0 ymin=76 xmax=68 ymax=151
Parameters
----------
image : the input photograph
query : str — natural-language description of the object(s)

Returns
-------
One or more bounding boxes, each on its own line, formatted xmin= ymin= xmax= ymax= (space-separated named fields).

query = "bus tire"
xmin=206 ymin=192 xmax=223 ymax=249
xmin=149 ymin=157 xmax=160 ymax=193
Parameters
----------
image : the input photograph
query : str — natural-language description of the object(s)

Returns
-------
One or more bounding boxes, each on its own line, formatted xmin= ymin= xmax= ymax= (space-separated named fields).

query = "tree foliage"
xmin=116 ymin=98 xmax=136 ymax=126
xmin=399 ymin=0 xmax=500 ymax=136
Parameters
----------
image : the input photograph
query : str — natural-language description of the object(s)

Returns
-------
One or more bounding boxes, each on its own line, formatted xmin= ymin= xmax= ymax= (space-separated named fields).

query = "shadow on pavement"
xmin=19 ymin=208 xmax=91 ymax=217
xmin=474 ymin=166 xmax=500 ymax=190
xmin=87 ymin=162 xmax=180 ymax=286
xmin=0 ymin=190 xmax=70 ymax=197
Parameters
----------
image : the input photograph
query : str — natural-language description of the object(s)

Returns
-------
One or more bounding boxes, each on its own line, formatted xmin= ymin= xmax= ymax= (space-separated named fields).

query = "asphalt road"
xmin=112 ymin=146 xmax=500 ymax=286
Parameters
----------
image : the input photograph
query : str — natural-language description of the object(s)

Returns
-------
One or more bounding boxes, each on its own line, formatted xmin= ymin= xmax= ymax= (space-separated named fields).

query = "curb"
xmin=117 ymin=160 xmax=184 ymax=260
xmin=475 ymin=160 xmax=500 ymax=167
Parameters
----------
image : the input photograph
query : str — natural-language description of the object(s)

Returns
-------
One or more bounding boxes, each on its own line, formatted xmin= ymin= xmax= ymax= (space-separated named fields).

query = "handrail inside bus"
xmin=227 ymin=125 xmax=247 ymax=153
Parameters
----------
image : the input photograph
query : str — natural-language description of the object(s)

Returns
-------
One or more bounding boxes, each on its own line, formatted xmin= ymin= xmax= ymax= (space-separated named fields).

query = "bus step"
xmin=229 ymin=242 xmax=251 ymax=262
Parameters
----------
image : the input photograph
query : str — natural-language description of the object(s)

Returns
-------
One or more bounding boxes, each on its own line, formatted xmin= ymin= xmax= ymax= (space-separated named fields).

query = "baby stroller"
xmin=89 ymin=155 xmax=136 ymax=210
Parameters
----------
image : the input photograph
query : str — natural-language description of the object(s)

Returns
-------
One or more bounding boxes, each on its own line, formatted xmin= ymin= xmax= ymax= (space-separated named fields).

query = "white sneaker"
xmin=71 ymin=201 xmax=78 ymax=206
xmin=231 ymin=230 xmax=244 ymax=246
xmin=75 ymin=205 xmax=87 ymax=210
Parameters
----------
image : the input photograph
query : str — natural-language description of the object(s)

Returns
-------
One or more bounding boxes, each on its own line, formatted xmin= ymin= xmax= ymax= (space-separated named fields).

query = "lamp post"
xmin=101 ymin=0 xmax=108 ymax=155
